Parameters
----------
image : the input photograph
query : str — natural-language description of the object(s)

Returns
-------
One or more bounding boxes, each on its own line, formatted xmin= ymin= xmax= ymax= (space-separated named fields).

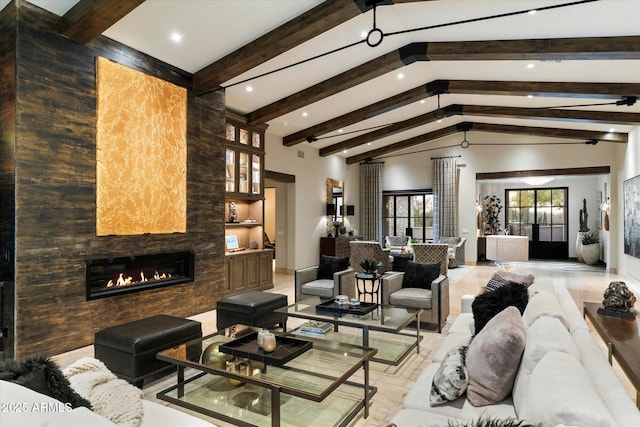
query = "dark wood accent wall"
xmin=0 ymin=2 xmax=17 ymax=360
xmin=10 ymin=1 xmax=226 ymax=358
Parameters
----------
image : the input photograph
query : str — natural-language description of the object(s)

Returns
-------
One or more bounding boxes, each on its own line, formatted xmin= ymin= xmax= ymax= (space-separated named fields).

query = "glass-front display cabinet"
xmin=225 ymin=115 xmax=265 ymax=199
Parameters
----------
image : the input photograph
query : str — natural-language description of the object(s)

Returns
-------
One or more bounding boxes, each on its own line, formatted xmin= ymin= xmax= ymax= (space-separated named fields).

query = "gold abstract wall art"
xmin=96 ymin=57 xmax=187 ymax=236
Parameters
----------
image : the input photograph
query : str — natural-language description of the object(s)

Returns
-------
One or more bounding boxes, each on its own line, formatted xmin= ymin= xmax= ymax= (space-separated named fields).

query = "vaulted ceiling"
xmin=11 ymin=0 xmax=640 ymax=163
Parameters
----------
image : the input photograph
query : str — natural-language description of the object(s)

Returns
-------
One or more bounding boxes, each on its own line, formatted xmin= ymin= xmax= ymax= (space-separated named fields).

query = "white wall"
xmin=618 ymin=126 xmax=640 ymax=281
xmin=264 ymin=135 xmax=358 ymax=271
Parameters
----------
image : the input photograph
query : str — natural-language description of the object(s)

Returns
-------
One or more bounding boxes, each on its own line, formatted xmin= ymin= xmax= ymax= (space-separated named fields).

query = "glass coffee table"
xmin=276 ymin=297 xmax=422 ymax=365
xmin=156 ymin=325 xmax=376 ymax=427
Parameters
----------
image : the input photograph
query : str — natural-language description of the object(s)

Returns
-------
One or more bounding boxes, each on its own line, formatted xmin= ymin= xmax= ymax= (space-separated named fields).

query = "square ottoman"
xmin=216 ymin=291 xmax=288 ymax=331
xmin=94 ymin=314 xmax=202 ymax=387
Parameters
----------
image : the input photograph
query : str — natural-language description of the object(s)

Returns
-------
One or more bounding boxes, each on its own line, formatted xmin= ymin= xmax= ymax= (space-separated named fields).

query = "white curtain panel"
xmin=360 ymin=162 xmax=384 ymax=243
xmin=433 ymin=157 xmax=459 ymax=241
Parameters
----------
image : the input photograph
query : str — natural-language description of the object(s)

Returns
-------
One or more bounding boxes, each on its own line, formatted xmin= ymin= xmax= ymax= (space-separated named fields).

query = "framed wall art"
xmin=624 ymin=174 xmax=640 ymax=258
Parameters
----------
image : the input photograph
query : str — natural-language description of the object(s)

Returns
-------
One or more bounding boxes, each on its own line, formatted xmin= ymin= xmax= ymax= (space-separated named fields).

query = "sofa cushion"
xmin=430 ymin=344 xmax=469 ymax=405
xmin=389 ymin=287 xmax=432 ymax=310
xmin=317 ymin=254 xmax=349 ymax=280
xmin=521 ymin=350 xmax=617 ymax=427
xmin=512 ymin=316 xmax=579 ymax=415
xmin=484 ymin=274 xmax=509 ymax=293
xmin=466 ymin=306 xmax=527 ymax=407
xmin=522 ymin=289 xmax=568 ymax=329
xmin=301 ymin=279 xmax=336 ymax=298
xmin=471 ymin=282 xmax=528 ymax=334
xmin=0 ymin=356 xmax=91 ymax=409
xmin=401 ymin=261 xmax=440 ymax=290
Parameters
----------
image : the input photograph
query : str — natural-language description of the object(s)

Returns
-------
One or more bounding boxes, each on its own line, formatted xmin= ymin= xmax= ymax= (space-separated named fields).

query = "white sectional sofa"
xmin=389 ymin=280 xmax=640 ymax=427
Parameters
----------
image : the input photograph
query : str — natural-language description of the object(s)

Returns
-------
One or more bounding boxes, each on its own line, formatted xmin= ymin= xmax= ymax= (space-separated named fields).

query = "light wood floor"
xmin=52 ymin=261 xmax=637 ymax=427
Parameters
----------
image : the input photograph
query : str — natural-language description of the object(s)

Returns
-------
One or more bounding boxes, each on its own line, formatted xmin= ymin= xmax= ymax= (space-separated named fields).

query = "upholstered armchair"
xmin=295 ymin=255 xmax=354 ymax=302
xmin=412 ymin=243 xmax=449 ymax=276
xmin=381 ymin=262 xmax=450 ymax=333
xmin=439 ymin=237 xmax=466 ymax=268
xmin=349 ymin=240 xmax=394 ymax=274
xmin=384 ymin=235 xmax=411 ymax=252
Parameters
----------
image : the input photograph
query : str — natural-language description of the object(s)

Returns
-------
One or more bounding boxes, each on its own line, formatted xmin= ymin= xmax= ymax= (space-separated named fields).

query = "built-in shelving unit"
xmin=224 ymin=112 xmax=273 ymax=293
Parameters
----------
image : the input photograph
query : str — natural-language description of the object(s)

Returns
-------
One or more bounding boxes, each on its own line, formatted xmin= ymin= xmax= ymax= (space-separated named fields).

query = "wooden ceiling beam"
xmin=246 ymin=51 xmax=404 ymax=126
xmin=346 ymin=122 xmax=628 ymax=164
xmin=284 ymin=80 xmax=640 ymax=146
xmin=59 ymin=0 xmax=146 ymax=44
xmin=250 ymin=36 xmax=640 ymax=127
xmin=193 ymin=0 xmax=363 ymax=95
xmin=322 ymin=104 xmax=639 ymax=156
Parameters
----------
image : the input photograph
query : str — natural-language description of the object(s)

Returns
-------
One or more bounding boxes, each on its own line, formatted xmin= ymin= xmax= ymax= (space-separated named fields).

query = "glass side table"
xmin=354 ymin=273 xmax=383 ymax=304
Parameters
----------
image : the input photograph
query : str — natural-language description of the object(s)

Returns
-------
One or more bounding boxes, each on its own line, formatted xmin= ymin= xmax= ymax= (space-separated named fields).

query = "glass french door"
xmin=506 ymin=188 xmax=568 ymax=259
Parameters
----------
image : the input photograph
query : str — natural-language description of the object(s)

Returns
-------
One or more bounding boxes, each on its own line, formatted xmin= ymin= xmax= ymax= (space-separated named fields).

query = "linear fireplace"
xmin=86 ymin=252 xmax=195 ymax=300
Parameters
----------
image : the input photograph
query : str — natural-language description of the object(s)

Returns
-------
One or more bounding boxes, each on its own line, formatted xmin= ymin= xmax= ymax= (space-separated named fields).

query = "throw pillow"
xmin=471 ymin=281 xmax=529 ymax=334
xmin=466 ymin=306 xmax=527 ymax=407
xmin=0 ymin=356 xmax=91 ymax=409
xmin=430 ymin=344 xmax=469 ymax=405
xmin=317 ymin=254 xmax=349 ymax=280
xmin=484 ymin=274 xmax=509 ymax=293
xmin=401 ymin=261 xmax=440 ymax=290
xmin=494 ymin=271 xmax=535 ymax=286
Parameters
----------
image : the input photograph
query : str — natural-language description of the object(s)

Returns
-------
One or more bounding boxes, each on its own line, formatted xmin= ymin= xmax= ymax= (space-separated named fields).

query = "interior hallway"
xmin=52 ymin=260 xmax=636 ymax=426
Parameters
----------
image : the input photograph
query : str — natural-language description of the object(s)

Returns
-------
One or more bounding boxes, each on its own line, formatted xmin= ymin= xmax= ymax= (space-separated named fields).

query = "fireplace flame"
xmin=105 ymin=270 xmax=172 ymax=288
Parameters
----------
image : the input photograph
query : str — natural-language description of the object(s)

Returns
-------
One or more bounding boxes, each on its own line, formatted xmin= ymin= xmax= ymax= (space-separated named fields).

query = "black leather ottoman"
xmin=216 ymin=291 xmax=288 ymax=331
xmin=94 ymin=314 xmax=202 ymax=388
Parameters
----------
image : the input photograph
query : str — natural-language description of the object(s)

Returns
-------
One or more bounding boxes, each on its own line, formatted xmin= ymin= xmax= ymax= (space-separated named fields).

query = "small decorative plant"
xmin=359 ymin=259 xmax=381 ymax=275
xmin=580 ymin=230 xmax=600 ymax=245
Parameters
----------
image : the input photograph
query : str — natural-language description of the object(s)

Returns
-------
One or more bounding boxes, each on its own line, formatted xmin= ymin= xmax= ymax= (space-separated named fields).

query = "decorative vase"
xmin=201 ymin=343 xmax=234 ymax=370
xmin=581 ymin=243 xmax=600 ymax=265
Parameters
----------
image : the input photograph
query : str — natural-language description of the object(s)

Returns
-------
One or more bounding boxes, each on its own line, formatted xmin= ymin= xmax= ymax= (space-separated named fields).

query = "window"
xmin=506 ymin=188 xmax=567 ymax=242
xmin=383 ymin=191 xmax=434 ymax=242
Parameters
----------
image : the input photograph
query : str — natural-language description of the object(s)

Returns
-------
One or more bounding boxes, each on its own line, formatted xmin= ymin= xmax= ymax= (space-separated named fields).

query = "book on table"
xmin=299 ymin=321 xmax=333 ymax=335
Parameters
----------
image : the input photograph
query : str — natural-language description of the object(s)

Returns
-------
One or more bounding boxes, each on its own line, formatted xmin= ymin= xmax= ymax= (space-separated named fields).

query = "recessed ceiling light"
xmin=343 ymin=149 xmax=348 ymax=154
xmin=526 ymin=63 xmax=535 ymax=69
xmin=245 ymin=86 xmax=253 ymax=92
xmin=169 ymin=32 xmax=183 ymax=43
xmin=283 ymin=122 xmax=288 ymax=126
xmin=360 ymin=30 xmax=367 ymax=38
xmin=527 ymin=94 xmax=534 ymax=98
xmin=397 ymin=73 xmax=404 ymax=80
xmin=367 ymin=142 xmax=371 ymax=146
xmin=437 ymin=119 xmax=442 ymax=123
xmin=528 ymin=9 xmax=537 ymax=15
xmin=609 ymin=127 xmax=615 ymax=132
xmin=420 ymin=99 xmax=426 ymax=104
xmin=302 ymin=112 xmax=308 ymax=117
xmin=338 ymin=129 xmax=343 ymax=133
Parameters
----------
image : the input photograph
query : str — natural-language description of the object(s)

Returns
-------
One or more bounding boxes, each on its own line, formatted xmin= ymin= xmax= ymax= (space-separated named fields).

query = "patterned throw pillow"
xmin=430 ymin=344 xmax=469 ymax=405
xmin=485 ymin=274 xmax=509 ymax=293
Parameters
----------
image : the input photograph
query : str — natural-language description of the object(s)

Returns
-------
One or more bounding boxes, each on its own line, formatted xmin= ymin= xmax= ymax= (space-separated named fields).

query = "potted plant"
xmin=576 ymin=198 xmax=590 ymax=262
xmin=359 ymin=259 xmax=381 ymax=276
xmin=580 ymin=230 xmax=600 ymax=265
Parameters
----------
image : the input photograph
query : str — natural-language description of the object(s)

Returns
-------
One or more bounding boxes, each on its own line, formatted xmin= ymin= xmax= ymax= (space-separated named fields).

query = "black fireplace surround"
xmin=86 ymin=252 xmax=195 ymax=300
